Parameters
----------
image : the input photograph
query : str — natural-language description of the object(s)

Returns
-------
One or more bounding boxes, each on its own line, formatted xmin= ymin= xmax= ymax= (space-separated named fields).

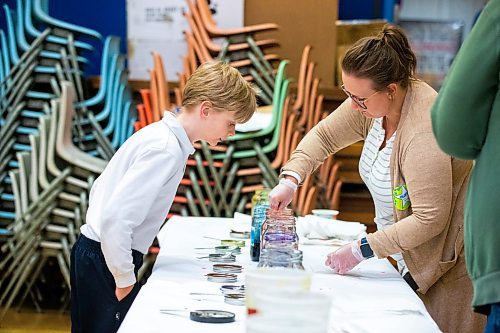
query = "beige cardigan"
xmin=283 ymin=81 xmax=472 ymax=293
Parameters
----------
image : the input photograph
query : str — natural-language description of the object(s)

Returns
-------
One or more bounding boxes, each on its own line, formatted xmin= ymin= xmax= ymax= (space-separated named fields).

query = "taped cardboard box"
xmin=335 ymin=19 xmax=387 ymax=86
xmin=245 ymin=0 xmax=338 ymax=89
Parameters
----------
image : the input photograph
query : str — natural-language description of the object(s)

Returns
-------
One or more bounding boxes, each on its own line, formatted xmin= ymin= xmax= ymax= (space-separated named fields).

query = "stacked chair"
xmin=175 ymin=0 xmax=289 ymax=217
xmin=138 ymin=1 xmax=342 ymax=219
xmin=134 ymin=51 xmax=171 ymax=131
xmin=0 ymin=0 xmax=135 ymax=322
xmin=290 ymin=46 xmax=343 ymax=214
xmin=180 ymin=0 xmax=281 ymax=106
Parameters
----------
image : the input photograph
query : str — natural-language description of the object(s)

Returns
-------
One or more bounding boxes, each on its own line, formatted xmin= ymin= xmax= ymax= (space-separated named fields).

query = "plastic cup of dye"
xmin=253 ymin=290 xmax=331 ymax=331
xmin=245 ymin=268 xmax=312 ymax=316
xmin=246 ymin=315 xmax=325 ymax=333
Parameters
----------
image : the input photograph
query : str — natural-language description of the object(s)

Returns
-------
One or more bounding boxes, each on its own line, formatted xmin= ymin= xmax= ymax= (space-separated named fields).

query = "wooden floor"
xmin=0 ymin=308 xmax=70 ymax=333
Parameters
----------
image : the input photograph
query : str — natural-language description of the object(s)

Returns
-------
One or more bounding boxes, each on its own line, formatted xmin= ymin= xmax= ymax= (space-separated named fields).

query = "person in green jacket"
xmin=431 ymin=0 xmax=500 ymax=332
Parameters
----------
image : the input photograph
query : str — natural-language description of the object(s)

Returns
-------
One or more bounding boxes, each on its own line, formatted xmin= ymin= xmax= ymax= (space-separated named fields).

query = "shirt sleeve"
xmin=431 ymin=0 xmax=500 ymax=159
xmin=281 ymin=171 xmax=302 ymax=184
xmin=100 ymin=148 xmax=178 ymax=287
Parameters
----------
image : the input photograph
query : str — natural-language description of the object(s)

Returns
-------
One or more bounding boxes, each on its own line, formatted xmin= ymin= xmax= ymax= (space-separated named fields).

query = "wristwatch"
xmin=360 ymin=237 xmax=374 ymax=259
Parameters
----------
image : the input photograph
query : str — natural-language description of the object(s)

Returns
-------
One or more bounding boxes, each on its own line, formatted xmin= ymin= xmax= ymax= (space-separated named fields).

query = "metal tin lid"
xmin=224 ymin=293 xmax=246 ymax=306
xmin=214 ymin=245 xmax=241 ymax=254
xmin=220 ymin=284 xmax=245 ymax=295
xmin=189 ymin=310 xmax=235 ymax=323
xmin=229 ymin=230 xmax=250 ymax=239
xmin=220 ymin=239 xmax=246 ymax=248
xmin=206 ymin=273 xmax=238 ymax=283
xmin=208 ymin=253 xmax=236 ymax=263
xmin=213 ymin=264 xmax=243 ymax=274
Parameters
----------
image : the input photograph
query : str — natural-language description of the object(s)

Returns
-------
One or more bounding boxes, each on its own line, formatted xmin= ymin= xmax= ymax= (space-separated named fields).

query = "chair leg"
xmin=0 ymin=250 xmax=40 ymax=324
xmin=15 ymin=255 xmax=48 ymax=313
xmin=188 ymin=170 xmax=210 ymax=217
xmin=185 ymin=189 xmax=200 ymax=217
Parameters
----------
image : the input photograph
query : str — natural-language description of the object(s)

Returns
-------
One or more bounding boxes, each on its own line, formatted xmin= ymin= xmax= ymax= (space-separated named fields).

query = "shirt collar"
xmin=162 ymin=111 xmax=195 ymax=156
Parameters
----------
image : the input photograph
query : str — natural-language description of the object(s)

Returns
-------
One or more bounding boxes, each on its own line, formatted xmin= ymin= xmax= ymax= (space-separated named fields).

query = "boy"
xmin=70 ymin=61 xmax=257 ymax=333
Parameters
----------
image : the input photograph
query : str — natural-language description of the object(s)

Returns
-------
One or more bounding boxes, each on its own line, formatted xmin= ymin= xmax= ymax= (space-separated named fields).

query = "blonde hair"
xmin=182 ymin=61 xmax=257 ymax=123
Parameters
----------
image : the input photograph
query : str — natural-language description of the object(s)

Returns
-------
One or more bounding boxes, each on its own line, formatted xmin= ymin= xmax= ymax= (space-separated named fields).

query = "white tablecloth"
xmin=118 ymin=216 xmax=441 ymax=333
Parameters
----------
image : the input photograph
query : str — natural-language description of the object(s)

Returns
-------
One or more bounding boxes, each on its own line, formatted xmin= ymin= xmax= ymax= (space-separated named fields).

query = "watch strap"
xmin=360 ymin=237 xmax=374 ymax=259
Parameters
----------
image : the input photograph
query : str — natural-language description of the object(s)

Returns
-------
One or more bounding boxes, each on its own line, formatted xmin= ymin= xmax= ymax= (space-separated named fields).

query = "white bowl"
xmin=311 ymin=209 xmax=339 ymax=219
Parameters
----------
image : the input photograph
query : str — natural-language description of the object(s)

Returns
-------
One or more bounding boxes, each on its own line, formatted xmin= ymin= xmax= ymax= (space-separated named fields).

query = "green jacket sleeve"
xmin=431 ymin=0 xmax=500 ymax=159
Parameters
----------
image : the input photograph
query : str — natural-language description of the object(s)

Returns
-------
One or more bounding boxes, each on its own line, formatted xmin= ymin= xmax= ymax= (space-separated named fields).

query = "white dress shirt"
xmin=359 ymin=117 xmax=407 ymax=275
xmin=81 ymin=112 xmax=195 ymax=287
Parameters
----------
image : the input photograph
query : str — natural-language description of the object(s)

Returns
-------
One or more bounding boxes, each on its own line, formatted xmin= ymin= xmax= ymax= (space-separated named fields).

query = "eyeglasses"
xmin=341 ymin=85 xmax=381 ymax=110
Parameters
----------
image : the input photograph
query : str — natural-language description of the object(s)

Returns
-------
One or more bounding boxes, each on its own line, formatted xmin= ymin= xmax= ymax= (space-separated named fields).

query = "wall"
xmin=0 ymin=0 xmax=127 ymax=76
xmin=1 ymin=0 xmax=485 ymax=79
xmin=245 ymin=0 xmax=339 ymax=89
xmin=399 ymin=0 xmax=485 ymax=39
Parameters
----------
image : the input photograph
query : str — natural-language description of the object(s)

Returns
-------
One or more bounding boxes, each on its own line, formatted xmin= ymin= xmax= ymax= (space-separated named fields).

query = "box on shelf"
xmin=335 ymin=19 xmax=387 ymax=86
xmin=400 ymin=20 xmax=464 ymax=90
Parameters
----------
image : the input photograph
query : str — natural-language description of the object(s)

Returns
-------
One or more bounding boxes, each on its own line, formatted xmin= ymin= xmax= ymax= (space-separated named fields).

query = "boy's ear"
xmin=199 ymin=101 xmax=212 ymax=118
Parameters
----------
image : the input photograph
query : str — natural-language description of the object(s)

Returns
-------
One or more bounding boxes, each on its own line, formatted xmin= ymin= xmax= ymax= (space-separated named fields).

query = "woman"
xmin=269 ymin=25 xmax=485 ymax=333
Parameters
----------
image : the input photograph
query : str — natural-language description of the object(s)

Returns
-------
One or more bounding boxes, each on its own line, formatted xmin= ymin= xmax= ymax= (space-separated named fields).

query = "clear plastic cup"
xmin=245 ymin=268 xmax=312 ymax=316
xmin=247 ymin=315 xmax=326 ymax=333
xmin=253 ymin=291 xmax=331 ymax=332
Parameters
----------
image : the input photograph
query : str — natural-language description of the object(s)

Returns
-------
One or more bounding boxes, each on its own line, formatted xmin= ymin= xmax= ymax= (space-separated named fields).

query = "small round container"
xmin=206 ymin=273 xmax=238 ymax=283
xmin=311 ymin=209 xmax=339 ymax=220
xmin=208 ymin=253 xmax=236 ymax=263
xmin=229 ymin=230 xmax=250 ymax=239
xmin=220 ymin=239 xmax=246 ymax=248
xmin=214 ymin=245 xmax=241 ymax=254
xmin=220 ymin=285 xmax=245 ymax=295
xmin=213 ymin=264 xmax=243 ymax=274
xmin=189 ymin=310 xmax=235 ymax=324
xmin=224 ymin=293 xmax=246 ymax=306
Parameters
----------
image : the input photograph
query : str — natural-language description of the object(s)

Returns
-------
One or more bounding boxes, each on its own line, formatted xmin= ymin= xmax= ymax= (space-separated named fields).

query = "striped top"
xmin=359 ymin=117 xmax=407 ymax=275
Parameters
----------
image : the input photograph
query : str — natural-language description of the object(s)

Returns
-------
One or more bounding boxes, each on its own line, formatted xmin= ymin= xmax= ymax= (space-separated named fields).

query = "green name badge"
xmin=393 ymin=185 xmax=410 ymax=211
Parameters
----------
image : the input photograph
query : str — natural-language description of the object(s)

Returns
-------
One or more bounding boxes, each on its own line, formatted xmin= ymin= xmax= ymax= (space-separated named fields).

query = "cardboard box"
xmin=399 ymin=20 xmax=464 ymax=90
xmin=127 ymin=0 xmax=244 ymax=80
xmin=245 ymin=0 xmax=338 ymax=89
xmin=335 ymin=19 xmax=387 ymax=86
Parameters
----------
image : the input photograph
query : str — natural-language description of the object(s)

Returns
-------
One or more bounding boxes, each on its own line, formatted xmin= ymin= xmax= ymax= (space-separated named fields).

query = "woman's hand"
xmin=269 ymin=177 xmax=298 ymax=210
xmin=325 ymin=241 xmax=364 ymax=274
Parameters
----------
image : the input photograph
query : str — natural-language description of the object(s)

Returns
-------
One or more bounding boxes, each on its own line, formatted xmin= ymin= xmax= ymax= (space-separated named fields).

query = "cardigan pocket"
xmin=438 ymin=226 xmax=464 ymax=280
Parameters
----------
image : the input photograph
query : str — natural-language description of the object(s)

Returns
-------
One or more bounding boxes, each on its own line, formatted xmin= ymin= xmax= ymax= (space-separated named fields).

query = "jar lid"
xmin=189 ymin=310 xmax=235 ymax=323
xmin=220 ymin=284 xmax=245 ymax=295
xmin=214 ymin=245 xmax=241 ymax=254
xmin=224 ymin=293 xmax=246 ymax=306
xmin=208 ymin=253 xmax=236 ymax=263
xmin=206 ymin=273 xmax=238 ymax=283
xmin=220 ymin=239 xmax=246 ymax=248
xmin=229 ymin=230 xmax=250 ymax=239
xmin=213 ymin=264 xmax=243 ymax=274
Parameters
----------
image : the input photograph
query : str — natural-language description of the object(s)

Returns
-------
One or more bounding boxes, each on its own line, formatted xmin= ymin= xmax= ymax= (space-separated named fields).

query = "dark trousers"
xmin=70 ymin=235 xmax=143 ymax=333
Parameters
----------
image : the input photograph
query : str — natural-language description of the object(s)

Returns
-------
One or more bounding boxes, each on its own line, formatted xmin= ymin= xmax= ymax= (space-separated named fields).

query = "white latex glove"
xmin=325 ymin=241 xmax=364 ymax=274
xmin=269 ymin=178 xmax=298 ymax=210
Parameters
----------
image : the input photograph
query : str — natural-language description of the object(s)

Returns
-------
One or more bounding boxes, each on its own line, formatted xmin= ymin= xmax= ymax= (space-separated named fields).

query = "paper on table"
xmin=299 ymin=238 xmax=348 ymax=246
xmin=230 ymin=212 xmax=251 ymax=233
xmin=336 ymin=312 xmax=441 ymax=333
xmin=297 ymin=215 xmax=367 ymax=242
